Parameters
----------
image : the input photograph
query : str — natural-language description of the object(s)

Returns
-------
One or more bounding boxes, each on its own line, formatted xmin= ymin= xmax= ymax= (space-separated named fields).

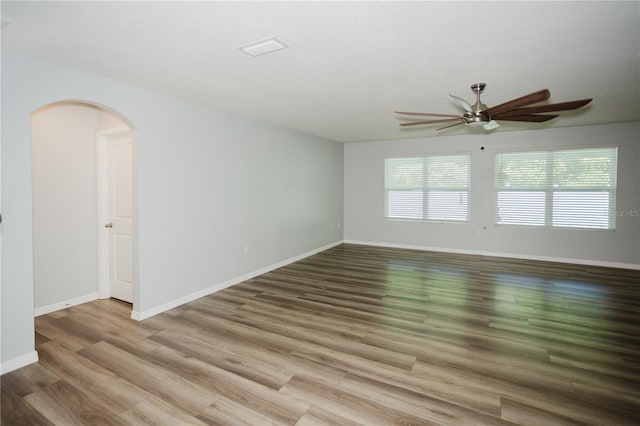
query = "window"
xmin=385 ymin=154 xmax=470 ymax=222
xmin=495 ymin=147 xmax=618 ymax=229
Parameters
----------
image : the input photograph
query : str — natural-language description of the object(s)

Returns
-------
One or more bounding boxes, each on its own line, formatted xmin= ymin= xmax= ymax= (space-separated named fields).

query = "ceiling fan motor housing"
xmin=464 ymin=111 xmax=491 ymax=127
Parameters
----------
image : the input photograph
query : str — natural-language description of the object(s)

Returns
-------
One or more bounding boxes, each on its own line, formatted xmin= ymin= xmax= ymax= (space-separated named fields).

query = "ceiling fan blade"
xmin=493 ymin=99 xmax=592 ymax=118
xmin=400 ymin=118 xmax=463 ymax=127
xmin=437 ymin=121 xmax=465 ymax=131
xmin=395 ymin=111 xmax=462 ymax=118
xmin=449 ymin=94 xmax=473 ymax=112
xmin=497 ymin=114 xmax=558 ymax=123
xmin=485 ymin=89 xmax=551 ymax=117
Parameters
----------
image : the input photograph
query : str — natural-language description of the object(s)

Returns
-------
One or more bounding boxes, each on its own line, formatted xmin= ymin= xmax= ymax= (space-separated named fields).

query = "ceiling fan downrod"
xmin=466 ymin=82 xmax=491 ymax=126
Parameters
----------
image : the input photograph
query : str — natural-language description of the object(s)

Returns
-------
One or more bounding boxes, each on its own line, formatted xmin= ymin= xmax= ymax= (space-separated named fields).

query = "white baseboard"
xmin=1 ymin=351 xmax=39 ymax=375
xmin=131 ymin=240 xmax=344 ymax=321
xmin=480 ymin=250 xmax=640 ymax=270
xmin=344 ymin=239 xmax=640 ymax=270
xmin=345 ymin=240 xmax=480 ymax=256
xmin=34 ymin=292 xmax=99 ymax=317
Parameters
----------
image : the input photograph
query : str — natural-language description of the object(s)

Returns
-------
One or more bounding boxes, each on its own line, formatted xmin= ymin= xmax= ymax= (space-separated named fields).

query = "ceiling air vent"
xmin=238 ymin=37 xmax=288 ymax=57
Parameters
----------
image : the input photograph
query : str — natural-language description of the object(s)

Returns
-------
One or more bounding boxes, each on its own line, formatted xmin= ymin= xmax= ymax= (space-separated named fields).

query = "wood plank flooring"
xmin=2 ymin=243 xmax=640 ymax=425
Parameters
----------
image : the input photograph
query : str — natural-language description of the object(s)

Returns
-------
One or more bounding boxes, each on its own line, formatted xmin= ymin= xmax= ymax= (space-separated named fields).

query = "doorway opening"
xmin=31 ymin=101 xmax=137 ymax=317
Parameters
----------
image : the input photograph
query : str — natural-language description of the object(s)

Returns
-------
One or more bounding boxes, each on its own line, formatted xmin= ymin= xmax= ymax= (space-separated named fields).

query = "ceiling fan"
xmin=396 ymin=83 xmax=592 ymax=131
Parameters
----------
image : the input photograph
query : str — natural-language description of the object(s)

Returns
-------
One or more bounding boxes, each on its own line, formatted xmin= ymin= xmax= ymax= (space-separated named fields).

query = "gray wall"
xmin=344 ymin=122 xmax=640 ymax=267
xmin=1 ymin=52 xmax=344 ymax=371
xmin=31 ymin=103 xmax=100 ymax=309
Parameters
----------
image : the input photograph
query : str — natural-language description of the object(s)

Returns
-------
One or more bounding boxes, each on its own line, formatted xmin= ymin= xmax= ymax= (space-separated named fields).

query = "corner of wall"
xmin=1 ymin=351 xmax=39 ymax=376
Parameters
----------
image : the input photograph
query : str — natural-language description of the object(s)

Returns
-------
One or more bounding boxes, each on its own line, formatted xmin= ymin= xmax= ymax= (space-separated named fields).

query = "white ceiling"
xmin=2 ymin=1 xmax=639 ymax=143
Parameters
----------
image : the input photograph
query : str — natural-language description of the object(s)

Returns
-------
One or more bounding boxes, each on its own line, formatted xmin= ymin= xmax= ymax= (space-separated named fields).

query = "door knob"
xmin=105 ymin=223 xmax=113 ymax=228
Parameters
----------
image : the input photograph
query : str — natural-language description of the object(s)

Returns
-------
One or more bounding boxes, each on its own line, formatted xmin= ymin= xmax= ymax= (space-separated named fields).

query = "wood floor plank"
xmin=53 ymin=312 xmax=161 ymax=356
xmin=0 ymin=362 xmax=59 ymax=397
xmin=294 ymin=404 xmax=365 ymax=426
xmin=34 ymin=316 xmax=100 ymax=351
xmin=280 ymin=375 xmax=433 ymax=426
xmin=197 ymin=395 xmax=288 ymax=426
xmin=141 ymin=344 xmax=310 ymax=425
xmin=500 ymin=395 xmax=638 ymax=425
xmin=549 ymin=352 xmax=640 ymax=383
xmin=34 ymin=330 xmax=50 ymax=347
xmin=337 ymin=373 xmax=510 ymax=425
xmin=79 ymin=341 xmax=218 ymax=415
xmin=188 ymin=293 xmax=244 ymax=314
xmin=192 ymin=326 xmax=349 ymax=388
xmin=230 ymin=306 xmax=418 ymax=370
xmin=570 ymin=380 xmax=640 ymax=416
xmin=3 ymin=243 xmax=640 ymax=425
xmin=361 ymin=326 xmax=470 ymax=360
xmin=299 ymin=292 xmax=427 ymax=323
xmin=181 ymin=309 xmax=303 ymax=352
xmin=500 ymin=397 xmax=585 ymax=426
xmin=24 ymin=380 xmax=128 ymax=426
xmin=137 ymin=311 xmax=205 ymax=336
xmin=70 ymin=299 xmax=158 ymax=338
xmin=291 ymin=341 xmax=501 ymax=416
xmin=37 ymin=340 xmax=151 ymax=414
xmin=1 ymin=386 xmax=54 ymax=426
xmin=117 ymin=396 xmax=208 ymax=425
xmin=148 ymin=329 xmax=295 ymax=390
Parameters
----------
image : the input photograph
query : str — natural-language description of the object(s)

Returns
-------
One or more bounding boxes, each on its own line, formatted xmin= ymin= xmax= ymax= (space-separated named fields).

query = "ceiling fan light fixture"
xmin=483 ymin=120 xmax=500 ymax=130
xmin=467 ymin=120 xmax=485 ymax=128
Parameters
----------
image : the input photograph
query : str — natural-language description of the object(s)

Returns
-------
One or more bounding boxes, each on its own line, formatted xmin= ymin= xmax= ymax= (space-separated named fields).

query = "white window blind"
xmin=495 ymin=147 xmax=618 ymax=229
xmin=385 ymin=155 xmax=470 ymax=222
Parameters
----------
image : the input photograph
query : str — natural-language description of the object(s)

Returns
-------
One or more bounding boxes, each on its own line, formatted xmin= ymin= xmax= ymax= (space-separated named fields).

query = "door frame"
xmin=96 ymin=126 xmax=135 ymax=301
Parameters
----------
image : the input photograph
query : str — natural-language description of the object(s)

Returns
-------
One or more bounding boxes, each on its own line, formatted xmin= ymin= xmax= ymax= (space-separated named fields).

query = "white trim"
xmin=34 ymin=292 xmax=99 ymax=317
xmin=131 ymin=240 xmax=344 ymax=321
xmin=96 ymin=131 xmax=110 ymax=299
xmin=344 ymin=240 xmax=481 ymax=256
xmin=344 ymin=239 xmax=640 ymax=271
xmin=1 ymin=351 xmax=39 ymax=375
xmin=479 ymin=251 xmax=640 ymax=271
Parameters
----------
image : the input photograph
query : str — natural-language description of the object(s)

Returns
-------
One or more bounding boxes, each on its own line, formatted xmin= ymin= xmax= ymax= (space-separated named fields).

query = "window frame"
xmin=494 ymin=146 xmax=618 ymax=231
xmin=384 ymin=153 xmax=471 ymax=224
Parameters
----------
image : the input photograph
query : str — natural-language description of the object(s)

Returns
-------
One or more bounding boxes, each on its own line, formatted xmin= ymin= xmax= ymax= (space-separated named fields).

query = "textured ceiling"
xmin=2 ymin=1 xmax=639 ymax=142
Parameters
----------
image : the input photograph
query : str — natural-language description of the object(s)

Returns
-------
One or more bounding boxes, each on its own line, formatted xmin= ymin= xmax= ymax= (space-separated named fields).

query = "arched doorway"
xmin=31 ymin=100 xmax=137 ymax=316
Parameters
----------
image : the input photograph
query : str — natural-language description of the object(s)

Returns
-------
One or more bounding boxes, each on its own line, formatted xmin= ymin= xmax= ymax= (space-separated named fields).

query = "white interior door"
xmin=107 ymin=136 xmax=133 ymax=303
